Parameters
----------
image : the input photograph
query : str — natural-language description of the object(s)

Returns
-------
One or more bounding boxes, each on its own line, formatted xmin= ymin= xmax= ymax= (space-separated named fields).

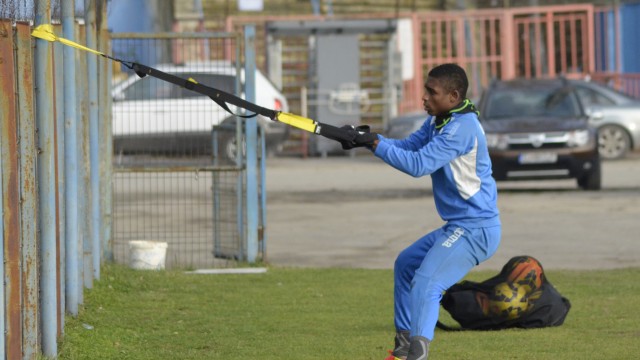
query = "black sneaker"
xmin=406 ymin=336 xmax=430 ymax=360
xmin=385 ymin=330 xmax=410 ymax=359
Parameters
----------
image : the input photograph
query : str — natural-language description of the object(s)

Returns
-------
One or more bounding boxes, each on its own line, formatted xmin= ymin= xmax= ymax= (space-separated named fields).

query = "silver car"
xmin=112 ymin=61 xmax=290 ymax=161
xmin=385 ymin=80 xmax=640 ymax=160
xmin=570 ymin=79 xmax=640 ymax=159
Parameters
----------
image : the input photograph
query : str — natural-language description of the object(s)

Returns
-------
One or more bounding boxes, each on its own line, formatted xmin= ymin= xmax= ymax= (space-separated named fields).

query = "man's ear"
xmin=449 ymin=89 xmax=461 ymax=104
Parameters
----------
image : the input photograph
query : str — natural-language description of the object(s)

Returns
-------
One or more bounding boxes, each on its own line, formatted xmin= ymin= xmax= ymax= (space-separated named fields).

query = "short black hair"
xmin=427 ymin=63 xmax=469 ymax=99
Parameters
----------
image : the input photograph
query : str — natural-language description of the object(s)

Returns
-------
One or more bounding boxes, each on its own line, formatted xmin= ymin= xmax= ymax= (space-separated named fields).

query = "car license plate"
xmin=518 ymin=152 xmax=558 ymax=164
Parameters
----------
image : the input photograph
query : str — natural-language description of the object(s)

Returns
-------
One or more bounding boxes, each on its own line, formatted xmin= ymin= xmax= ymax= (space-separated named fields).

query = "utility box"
xmin=267 ymin=19 xmax=399 ymax=156
xmin=314 ymin=34 xmax=361 ymax=155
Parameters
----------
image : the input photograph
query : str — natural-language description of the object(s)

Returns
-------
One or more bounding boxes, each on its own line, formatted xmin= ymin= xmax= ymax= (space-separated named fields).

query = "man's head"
xmin=422 ymin=63 xmax=469 ymax=116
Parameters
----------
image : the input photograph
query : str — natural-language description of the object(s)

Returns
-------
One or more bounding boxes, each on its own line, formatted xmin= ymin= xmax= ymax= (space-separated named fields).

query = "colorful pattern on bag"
xmin=437 ymin=256 xmax=571 ymax=331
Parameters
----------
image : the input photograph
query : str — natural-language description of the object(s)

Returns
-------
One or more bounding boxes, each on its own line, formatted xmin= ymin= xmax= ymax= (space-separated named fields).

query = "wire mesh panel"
xmin=111 ymin=33 xmax=268 ymax=269
xmin=113 ymin=168 xmax=243 ymax=269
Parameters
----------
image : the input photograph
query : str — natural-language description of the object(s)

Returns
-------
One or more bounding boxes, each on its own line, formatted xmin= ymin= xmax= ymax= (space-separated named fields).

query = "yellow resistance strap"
xmin=31 ymin=24 xmax=352 ymax=142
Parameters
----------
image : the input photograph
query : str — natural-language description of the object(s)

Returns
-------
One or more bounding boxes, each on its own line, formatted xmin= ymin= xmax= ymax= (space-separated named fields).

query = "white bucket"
xmin=128 ymin=241 xmax=168 ymax=270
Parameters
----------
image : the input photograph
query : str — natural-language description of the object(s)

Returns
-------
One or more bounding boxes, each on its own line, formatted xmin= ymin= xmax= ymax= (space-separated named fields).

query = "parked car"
xmin=111 ymin=61 xmax=289 ymax=161
xmin=385 ymin=78 xmax=601 ymax=190
xmin=384 ymin=111 xmax=426 ymax=140
xmin=478 ymin=78 xmax=600 ymax=190
xmin=568 ymin=79 xmax=640 ymax=159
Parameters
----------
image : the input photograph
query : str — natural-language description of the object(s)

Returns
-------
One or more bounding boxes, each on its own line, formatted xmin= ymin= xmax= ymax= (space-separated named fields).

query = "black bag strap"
xmin=435 ymin=321 xmax=466 ymax=331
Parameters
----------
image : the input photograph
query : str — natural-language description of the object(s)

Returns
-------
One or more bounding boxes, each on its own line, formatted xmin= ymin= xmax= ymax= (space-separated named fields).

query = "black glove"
xmin=338 ymin=125 xmax=359 ymax=150
xmin=338 ymin=125 xmax=378 ymax=150
xmin=353 ymin=125 xmax=378 ymax=148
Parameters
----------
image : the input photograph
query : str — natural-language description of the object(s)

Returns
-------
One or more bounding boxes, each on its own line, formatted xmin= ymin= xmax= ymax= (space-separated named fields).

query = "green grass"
xmin=58 ymin=266 xmax=640 ymax=360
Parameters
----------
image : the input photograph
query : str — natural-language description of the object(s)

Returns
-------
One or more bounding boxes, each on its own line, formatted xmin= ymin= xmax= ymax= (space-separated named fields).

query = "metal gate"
xmin=406 ymin=4 xmax=596 ymax=109
xmin=111 ymin=31 xmax=266 ymax=269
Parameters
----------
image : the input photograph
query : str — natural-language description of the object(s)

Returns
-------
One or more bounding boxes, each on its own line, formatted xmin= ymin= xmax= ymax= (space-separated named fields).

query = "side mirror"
xmin=113 ymin=92 xmax=125 ymax=102
xmin=585 ymin=107 xmax=604 ymax=120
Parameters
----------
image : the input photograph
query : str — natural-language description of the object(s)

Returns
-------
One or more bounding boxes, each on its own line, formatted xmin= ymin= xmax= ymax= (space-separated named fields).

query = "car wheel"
xmin=577 ymin=162 xmax=601 ymax=191
xmin=219 ymin=134 xmax=266 ymax=162
xmin=598 ymin=125 xmax=630 ymax=160
xmin=219 ymin=134 xmax=246 ymax=162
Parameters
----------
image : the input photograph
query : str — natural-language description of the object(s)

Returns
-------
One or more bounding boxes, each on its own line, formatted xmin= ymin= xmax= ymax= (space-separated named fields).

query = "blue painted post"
xmin=35 ymin=0 xmax=59 ymax=355
xmin=311 ymin=0 xmax=321 ymax=15
xmin=98 ymin=4 xmax=113 ymax=262
xmin=234 ymin=46 xmax=244 ymax=261
xmin=607 ymin=9 xmax=616 ymax=73
xmin=244 ymin=25 xmax=259 ymax=263
xmin=53 ymin=25 xmax=66 ymax=332
xmin=259 ymin=125 xmax=267 ymax=259
xmin=76 ymin=22 xmax=92 ymax=293
xmin=62 ymin=0 xmax=80 ymax=316
xmin=85 ymin=0 xmax=101 ymax=280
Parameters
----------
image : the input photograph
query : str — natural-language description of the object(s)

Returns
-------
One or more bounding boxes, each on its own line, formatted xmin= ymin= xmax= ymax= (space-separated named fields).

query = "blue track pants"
xmin=394 ymin=223 xmax=501 ymax=340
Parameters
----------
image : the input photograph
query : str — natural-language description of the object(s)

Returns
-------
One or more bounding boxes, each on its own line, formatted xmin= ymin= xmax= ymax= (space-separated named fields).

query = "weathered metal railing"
xmin=0 ymin=1 xmax=111 ymax=357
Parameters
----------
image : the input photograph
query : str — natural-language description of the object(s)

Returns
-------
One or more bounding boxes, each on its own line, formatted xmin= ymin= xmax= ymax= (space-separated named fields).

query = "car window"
xmin=485 ymin=86 xmax=579 ymax=118
xmin=575 ymin=86 xmax=615 ymax=106
xmin=585 ymin=82 xmax=638 ymax=103
xmin=122 ymin=76 xmax=176 ymax=101
xmin=120 ymin=73 xmax=237 ymax=101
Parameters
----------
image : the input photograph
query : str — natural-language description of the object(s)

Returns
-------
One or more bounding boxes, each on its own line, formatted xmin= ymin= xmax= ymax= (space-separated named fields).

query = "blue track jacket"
xmin=374 ymin=112 xmax=500 ymax=228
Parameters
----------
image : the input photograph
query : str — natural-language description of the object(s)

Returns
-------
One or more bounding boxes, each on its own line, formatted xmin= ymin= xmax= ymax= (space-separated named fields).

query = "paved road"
xmin=265 ymin=152 xmax=640 ymax=270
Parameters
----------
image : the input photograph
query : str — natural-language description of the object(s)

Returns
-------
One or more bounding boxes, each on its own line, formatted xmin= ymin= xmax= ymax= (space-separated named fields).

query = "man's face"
xmin=422 ymin=77 xmax=459 ymax=117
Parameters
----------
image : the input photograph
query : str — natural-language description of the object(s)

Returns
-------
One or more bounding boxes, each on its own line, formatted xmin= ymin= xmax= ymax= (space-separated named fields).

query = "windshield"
xmin=484 ymin=86 xmax=580 ymax=119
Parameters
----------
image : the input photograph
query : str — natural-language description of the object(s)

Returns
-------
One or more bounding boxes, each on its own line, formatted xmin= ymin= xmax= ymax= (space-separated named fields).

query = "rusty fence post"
xmin=15 ymin=21 xmax=40 ymax=358
xmin=0 ymin=119 xmax=4 ymax=360
xmin=1 ymin=18 xmax=24 ymax=360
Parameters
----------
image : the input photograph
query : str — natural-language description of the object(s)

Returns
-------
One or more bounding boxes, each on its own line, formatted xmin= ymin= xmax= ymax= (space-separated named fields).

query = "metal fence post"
xmin=98 ymin=0 xmax=113 ymax=263
xmin=234 ymin=40 xmax=244 ymax=261
xmin=85 ymin=0 xmax=101 ymax=281
xmin=62 ymin=0 xmax=80 ymax=317
xmin=15 ymin=21 xmax=40 ymax=357
xmin=259 ymin=125 xmax=267 ymax=260
xmin=76 ymin=22 xmax=92 ymax=293
xmin=244 ymin=25 xmax=259 ymax=263
xmin=0 ymin=134 xmax=4 ymax=359
xmin=53 ymin=25 xmax=66 ymax=335
xmin=35 ymin=0 xmax=59 ymax=355
xmin=0 ymin=20 xmax=13 ymax=359
xmin=1 ymin=20 xmax=23 ymax=358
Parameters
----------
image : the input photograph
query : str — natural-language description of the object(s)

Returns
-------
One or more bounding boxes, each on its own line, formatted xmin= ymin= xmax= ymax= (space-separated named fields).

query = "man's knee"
xmin=411 ymin=273 xmax=446 ymax=301
xmin=395 ymin=249 xmax=414 ymax=275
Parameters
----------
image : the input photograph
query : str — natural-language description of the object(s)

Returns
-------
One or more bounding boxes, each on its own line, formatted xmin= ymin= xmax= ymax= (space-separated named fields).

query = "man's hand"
xmin=339 ymin=125 xmax=378 ymax=150
xmin=338 ymin=125 xmax=359 ymax=150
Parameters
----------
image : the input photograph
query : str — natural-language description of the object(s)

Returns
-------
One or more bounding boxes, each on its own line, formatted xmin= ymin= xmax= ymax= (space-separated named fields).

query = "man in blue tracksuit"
xmin=344 ymin=63 xmax=501 ymax=360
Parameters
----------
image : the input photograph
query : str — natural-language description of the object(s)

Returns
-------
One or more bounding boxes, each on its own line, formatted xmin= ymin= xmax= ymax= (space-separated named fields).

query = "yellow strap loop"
xmin=276 ymin=112 xmax=318 ymax=133
xmin=31 ymin=24 xmax=105 ymax=57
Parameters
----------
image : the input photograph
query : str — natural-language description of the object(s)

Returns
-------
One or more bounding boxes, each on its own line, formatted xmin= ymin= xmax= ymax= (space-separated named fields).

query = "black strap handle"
xmin=131 ymin=63 xmax=278 ymax=120
xmin=130 ymin=63 xmax=363 ymax=144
